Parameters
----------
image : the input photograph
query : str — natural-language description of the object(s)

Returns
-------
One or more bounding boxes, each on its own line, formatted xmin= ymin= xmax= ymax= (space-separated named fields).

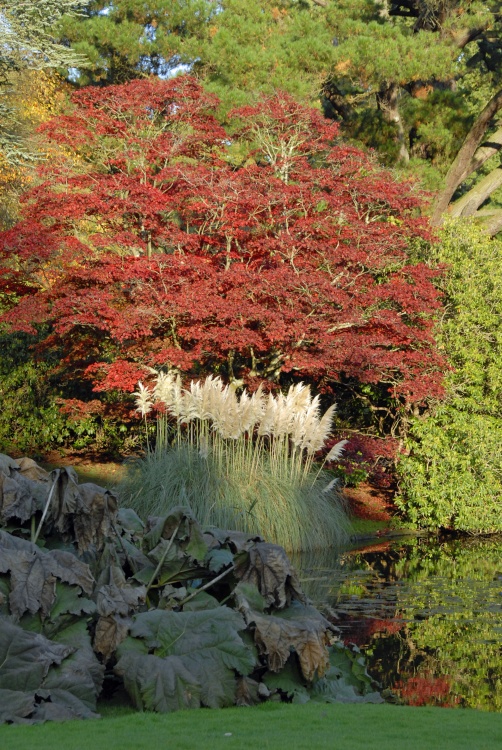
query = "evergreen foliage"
xmin=396 ymin=221 xmax=502 ymax=532
xmin=59 ymin=2 xmax=502 ymax=229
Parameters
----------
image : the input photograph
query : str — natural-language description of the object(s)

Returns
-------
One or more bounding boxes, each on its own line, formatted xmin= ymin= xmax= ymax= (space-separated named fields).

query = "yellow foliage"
xmin=17 ymin=70 xmax=70 ymax=126
xmin=0 ymin=70 xmax=71 ymax=228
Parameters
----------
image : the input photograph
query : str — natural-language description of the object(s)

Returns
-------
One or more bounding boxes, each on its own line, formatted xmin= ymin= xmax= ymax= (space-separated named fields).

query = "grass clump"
xmin=118 ymin=373 xmax=351 ymax=552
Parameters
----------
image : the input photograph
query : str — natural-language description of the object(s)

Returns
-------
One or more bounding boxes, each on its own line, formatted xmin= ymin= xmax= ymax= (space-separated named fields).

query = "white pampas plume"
xmin=306 ymin=403 xmax=337 ymax=454
xmin=325 ymin=439 xmax=349 ymax=463
xmin=322 ymin=477 xmax=340 ymax=494
xmin=169 ymin=374 xmax=183 ymax=419
xmin=238 ymin=386 xmax=265 ymax=435
xmin=257 ymin=393 xmax=278 ymax=437
xmin=298 ymin=395 xmax=323 ymax=454
xmin=153 ymin=370 xmax=177 ymax=407
xmin=133 ymin=382 xmax=153 ymax=417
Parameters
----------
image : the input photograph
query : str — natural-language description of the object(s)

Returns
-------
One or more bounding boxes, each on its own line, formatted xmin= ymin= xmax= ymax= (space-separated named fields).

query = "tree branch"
xmin=466 ymin=126 xmax=502 ymax=176
xmin=448 ymin=166 xmax=502 ymax=218
xmin=474 ymin=209 xmax=502 ymax=237
xmin=431 ymin=89 xmax=502 ymax=225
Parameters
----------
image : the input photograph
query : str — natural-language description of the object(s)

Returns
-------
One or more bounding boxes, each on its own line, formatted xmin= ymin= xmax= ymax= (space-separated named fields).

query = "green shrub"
xmin=396 ymin=407 xmax=502 ymax=532
xmin=0 ymin=331 xmax=136 ymax=457
xmin=396 ymin=221 xmax=502 ymax=533
xmin=0 ymin=332 xmax=68 ymax=455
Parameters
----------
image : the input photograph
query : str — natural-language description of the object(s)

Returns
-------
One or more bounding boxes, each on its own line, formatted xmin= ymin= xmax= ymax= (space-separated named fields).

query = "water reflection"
xmin=295 ymin=537 xmax=502 ymax=711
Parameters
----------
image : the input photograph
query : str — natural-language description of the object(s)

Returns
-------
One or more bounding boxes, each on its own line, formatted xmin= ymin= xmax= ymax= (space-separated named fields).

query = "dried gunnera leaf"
xmin=234 ymin=542 xmax=305 ymax=609
xmin=236 ymin=585 xmax=332 ymax=682
xmin=94 ymin=614 xmax=131 ymax=662
xmin=43 ymin=469 xmax=118 ymax=553
xmin=0 ymin=472 xmax=38 ymax=524
xmin=16 ymin=457 xmax=51 ymax=482
xmin=252 ymin=610 xmax=330 ymax=681
xmin=72 ymin=482 xmax=118 ymax=553
xmin=93 ymin=566 xmax=146 ymax=660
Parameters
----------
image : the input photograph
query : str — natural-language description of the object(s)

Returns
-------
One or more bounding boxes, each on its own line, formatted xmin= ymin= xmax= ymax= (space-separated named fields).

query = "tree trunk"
xmin=431 ymin=88 xmax=502 ymax=225
xmin=376 ymin=82 xmax=410 ymax=163
xmin=474 ymin=209 xmax=502 ymax=237
xmin=465 ymin=126 xmax=502 ymax=175
xmin=448 ymin=166 xmax=502 ymax=218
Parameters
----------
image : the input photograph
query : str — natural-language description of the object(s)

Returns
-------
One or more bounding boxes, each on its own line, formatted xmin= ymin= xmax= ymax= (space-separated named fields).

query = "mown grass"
xmin=1 ymin=702 xmax=501 ymax=750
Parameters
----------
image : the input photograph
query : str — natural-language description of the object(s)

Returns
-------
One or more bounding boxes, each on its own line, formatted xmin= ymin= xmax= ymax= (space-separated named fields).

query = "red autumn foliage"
xmin=0 ymin=76 xmax=445 ymax=428
xmin=394 ymin=674 xmax=460 ymax=708
xmin=325 ymin=433 xmax=400 ymax=488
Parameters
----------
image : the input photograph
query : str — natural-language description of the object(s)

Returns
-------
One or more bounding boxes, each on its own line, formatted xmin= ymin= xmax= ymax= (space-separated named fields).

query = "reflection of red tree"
xmin=394 ymin=675 xmax=460 ymax=707
xmin=343 ymin=618 xmax=404 ymax=647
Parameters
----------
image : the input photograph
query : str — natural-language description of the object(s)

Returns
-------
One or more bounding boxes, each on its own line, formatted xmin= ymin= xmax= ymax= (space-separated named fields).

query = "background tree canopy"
xmin=58 ymin=1 xmax=502 ymax=232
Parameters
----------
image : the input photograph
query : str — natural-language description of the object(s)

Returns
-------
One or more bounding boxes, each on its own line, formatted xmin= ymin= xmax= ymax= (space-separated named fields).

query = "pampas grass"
xmin=121 ymin=373 xmax=351 ymax=552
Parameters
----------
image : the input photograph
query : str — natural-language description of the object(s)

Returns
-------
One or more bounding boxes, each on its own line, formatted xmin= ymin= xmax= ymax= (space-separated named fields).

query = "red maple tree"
xmin=0 ymin=76 xmax=445 ymax=437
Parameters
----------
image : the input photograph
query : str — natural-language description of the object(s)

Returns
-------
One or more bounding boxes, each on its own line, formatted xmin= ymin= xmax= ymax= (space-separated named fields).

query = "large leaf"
xmin=0 ymin=617 xmax=103 ymax=723
xmin=0 ymin=618 xmax=71 ymax=693
xmin=115 ymin=606 xmax=255 ymax=711
xmin=0 ymin=689 xmax=36 ymax=723
xmin=116 ymin=653 xmax=202 ymax=712
xmin=0 ymin=531 xmax=94 ymax=619
xmin=234 ymin=542 xmax=305 ymax=609
xmin=39 ymin=619 xmax=104 ymax=717
xmin=144 ymin=507 xmax=208 ymax=562
xmin=309 ymin=643 xmax=384 ymax=704
xmin=236 ymin=586 xmax=331 ymax=681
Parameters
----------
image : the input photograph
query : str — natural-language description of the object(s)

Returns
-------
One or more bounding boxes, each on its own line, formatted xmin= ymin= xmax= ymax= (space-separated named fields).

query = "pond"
xmin=296 ymin=535 xmax=502 ymax=712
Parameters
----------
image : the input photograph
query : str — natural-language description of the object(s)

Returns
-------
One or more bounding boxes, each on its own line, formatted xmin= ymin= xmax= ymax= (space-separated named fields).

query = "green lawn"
xmin=2 ymin=703 xmax=501 ymax=750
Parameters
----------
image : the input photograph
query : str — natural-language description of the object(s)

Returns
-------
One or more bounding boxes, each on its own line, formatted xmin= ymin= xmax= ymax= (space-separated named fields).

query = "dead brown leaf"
xmin=234 ymin=542 xmax=305 ymax=609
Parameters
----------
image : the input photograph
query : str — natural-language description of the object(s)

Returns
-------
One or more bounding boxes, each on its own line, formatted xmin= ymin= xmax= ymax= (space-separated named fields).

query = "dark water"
xmin=296 ymin=536 xmax=502 ymax=711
